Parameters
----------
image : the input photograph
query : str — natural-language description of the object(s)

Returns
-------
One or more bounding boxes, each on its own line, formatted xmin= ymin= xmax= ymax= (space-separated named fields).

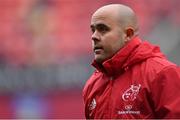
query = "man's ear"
xmin=125 ymin=27 xmax=134 ymax=42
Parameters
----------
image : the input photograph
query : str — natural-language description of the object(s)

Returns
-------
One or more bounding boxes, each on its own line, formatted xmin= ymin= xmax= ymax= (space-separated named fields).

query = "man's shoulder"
xmin=142 ymin=56 xmax=177 ymax=80
xmin=87 ymin=70 xmax=102 ymax=84
xmin=83 ymin=70 xmax=102 ymax=95
xmin=146 ymin=56 xmax=176 ymax=70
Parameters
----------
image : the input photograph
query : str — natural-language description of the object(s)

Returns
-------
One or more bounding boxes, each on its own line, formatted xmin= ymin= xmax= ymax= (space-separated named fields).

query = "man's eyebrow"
xmin=90 ymin=23 xmax=108 ymax=28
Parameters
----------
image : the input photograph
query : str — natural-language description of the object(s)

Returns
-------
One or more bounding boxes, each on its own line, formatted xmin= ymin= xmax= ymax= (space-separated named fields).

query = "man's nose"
xmin=91 ymin=31 xmax=100 ymax=42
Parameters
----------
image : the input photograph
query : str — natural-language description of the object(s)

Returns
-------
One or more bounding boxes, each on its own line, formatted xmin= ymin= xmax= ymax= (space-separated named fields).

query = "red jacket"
xmin=83 ymin=37 xmax=180 ymax=119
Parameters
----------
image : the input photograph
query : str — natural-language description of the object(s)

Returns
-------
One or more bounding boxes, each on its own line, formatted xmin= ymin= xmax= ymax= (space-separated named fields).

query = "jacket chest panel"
xmin=87 ymin=75 xmax=113 ymax=118
xmin=92 ymin=74 xmax=135 ymax=118
xmin=110 ymin=72 xmax=154 ymax=118
xmin=89 ymin=71 xmax=154 ymax=118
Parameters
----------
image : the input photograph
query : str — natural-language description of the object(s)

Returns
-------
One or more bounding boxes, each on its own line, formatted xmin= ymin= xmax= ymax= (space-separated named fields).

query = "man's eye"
xmin=98 ymin=26 xmax=109 ymax=33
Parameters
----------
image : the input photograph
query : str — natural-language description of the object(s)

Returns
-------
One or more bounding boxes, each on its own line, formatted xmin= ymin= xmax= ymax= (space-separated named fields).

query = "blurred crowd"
xmin=0 ymin=0 xmax=179 ymax=118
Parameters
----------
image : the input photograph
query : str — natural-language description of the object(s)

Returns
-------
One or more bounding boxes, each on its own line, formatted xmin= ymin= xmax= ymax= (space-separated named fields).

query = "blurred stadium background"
xmin=0 ymin=0 xmax=179 ymax=118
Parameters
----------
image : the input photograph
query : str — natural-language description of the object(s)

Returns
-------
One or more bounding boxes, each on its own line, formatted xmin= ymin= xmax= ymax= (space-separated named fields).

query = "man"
xmin=83 ymin=4 xmax=180 ymax=119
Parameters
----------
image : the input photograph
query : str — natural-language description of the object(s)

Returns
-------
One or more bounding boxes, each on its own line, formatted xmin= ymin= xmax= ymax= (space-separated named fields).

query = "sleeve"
xmin=151 ymin=66 xmax=180 ymax=118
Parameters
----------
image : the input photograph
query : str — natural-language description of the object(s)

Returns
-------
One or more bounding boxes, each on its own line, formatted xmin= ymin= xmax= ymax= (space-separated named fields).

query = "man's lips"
xmin=94 ymin=46 xmax=103 ymax=54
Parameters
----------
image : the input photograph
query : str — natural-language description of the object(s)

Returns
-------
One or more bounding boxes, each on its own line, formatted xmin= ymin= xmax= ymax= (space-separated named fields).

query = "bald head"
xmin=92 ymin=4 xmax=139 ymax=36
xmin=90 ymin=4 xmax=139 ymax=63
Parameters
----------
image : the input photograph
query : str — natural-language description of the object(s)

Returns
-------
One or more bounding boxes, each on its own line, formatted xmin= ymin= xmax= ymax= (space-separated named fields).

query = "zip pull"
xmin=109 ymin=76 xmax=113 ymax=80
xmin=109 ymin=77 xmax=113 ymax=86
xmin=124 ymin=66 xmax=129 ymax=71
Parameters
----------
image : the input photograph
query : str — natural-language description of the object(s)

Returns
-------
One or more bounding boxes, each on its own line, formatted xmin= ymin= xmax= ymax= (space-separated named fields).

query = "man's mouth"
xmin=94 ymin=46 xmax=103 ymax=54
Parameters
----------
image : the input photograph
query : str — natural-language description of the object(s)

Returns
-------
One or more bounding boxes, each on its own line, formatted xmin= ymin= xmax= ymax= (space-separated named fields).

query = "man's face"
xmin=90 ymin=12 xmax=126 ymax=63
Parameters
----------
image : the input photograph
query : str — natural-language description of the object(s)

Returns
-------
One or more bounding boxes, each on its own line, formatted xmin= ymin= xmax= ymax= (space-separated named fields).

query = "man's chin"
xmin=95 ymin=56 xmax=105 ymax=64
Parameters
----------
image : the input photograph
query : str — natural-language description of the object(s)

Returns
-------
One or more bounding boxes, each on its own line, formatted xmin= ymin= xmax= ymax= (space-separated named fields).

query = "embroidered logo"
xmin=118 ymin=84 xmax=141 ymax=115
xmin=89 ymin=98 xmax=96 ymax=110
xmin=122 ymin=84 xmax=141 ymax=101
